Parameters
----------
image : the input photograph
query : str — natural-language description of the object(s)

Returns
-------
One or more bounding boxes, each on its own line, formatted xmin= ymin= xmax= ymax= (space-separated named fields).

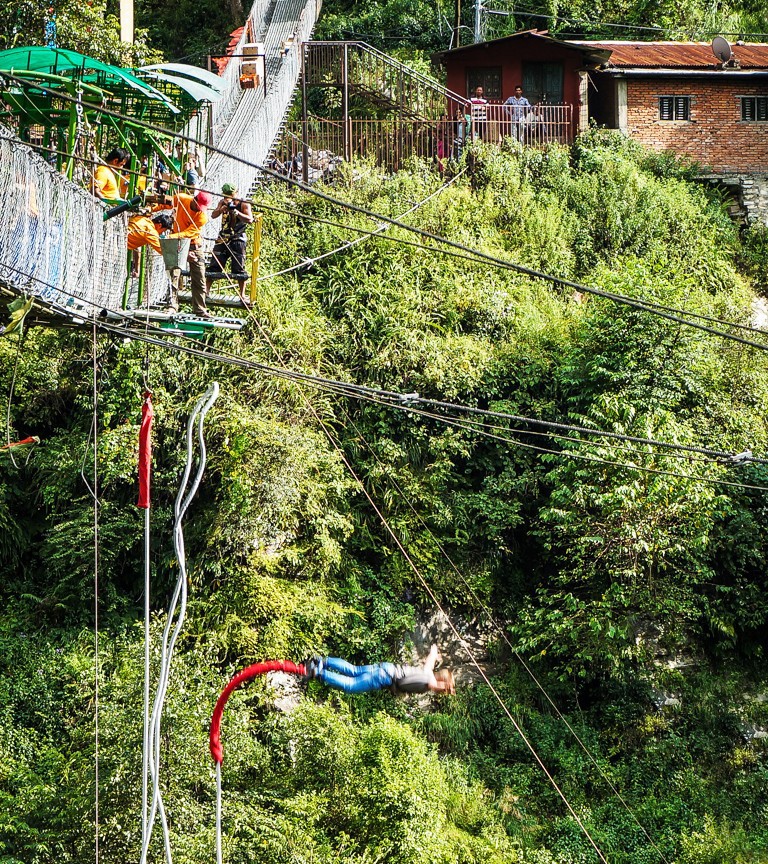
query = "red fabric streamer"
xmin=0 ymin=436 xmax=39 ymax=450
xmin=209 ymin=660 xmax=305 ymax=764
xmin=138 ymin=391 xmax=154 ymax=509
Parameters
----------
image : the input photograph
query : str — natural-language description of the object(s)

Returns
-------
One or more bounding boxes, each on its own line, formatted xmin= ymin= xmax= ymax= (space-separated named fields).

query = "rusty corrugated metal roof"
xmin=569 ymin=40 xmax=768 ymax=69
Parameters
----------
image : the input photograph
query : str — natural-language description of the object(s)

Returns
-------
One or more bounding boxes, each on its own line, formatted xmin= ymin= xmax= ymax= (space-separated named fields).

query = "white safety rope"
xmin=215 ymin=761 xmax=223 ymax=864
xmin=142 ymin=501 xmax=151 ymax=848
xmin=141 ymin=382 xmax=220 ymax=864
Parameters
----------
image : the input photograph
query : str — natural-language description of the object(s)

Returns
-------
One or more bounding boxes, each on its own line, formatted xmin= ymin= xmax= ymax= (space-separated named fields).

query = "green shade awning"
xmin=0 ymin=47 xmax=179 ymax=113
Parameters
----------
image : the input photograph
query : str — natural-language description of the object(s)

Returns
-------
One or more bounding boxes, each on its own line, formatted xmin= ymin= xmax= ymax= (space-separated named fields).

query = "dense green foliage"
xmin=314 ymin=0 xmax=768 ymax=56
xmin=2 ymin=129 xmax=768 ymax=862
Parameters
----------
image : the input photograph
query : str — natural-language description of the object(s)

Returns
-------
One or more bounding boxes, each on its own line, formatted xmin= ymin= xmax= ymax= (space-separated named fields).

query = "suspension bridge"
xmin=0 ymin=0 xmax=322 ymax=332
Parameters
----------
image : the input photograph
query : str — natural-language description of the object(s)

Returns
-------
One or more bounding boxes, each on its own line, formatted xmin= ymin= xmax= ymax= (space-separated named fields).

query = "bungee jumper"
xmin=209 ymin=647 xmax=455 ymax=764
xmin=305 ymin=644 xmax=455 ymax=695
xmin=208 ymin=651 xmax=455 ymax=860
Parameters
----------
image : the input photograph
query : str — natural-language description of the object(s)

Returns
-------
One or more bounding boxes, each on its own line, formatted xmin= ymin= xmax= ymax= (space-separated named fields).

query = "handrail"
xmin=308 ymin=40 xmax=467 ymax=105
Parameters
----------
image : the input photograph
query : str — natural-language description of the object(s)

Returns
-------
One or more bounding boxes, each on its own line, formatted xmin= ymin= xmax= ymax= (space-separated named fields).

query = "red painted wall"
xmin=444 ymin=37 xmax=584 ymax=105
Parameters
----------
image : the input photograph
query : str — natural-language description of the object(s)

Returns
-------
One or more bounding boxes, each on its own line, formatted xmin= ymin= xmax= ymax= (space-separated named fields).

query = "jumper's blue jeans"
xmin=318 ymin=658 xmax=398 ymax=693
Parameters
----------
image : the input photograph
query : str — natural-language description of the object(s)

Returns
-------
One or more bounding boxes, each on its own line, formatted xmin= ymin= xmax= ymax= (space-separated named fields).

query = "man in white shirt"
xmin=470 ymin=86 xmax=488 ymax=141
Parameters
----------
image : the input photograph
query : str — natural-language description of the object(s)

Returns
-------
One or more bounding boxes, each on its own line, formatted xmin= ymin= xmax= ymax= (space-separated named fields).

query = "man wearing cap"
xmin=154 ymin=189 xmax=211 ymax=315
xmin=206 ymin=183 xmax=254 ymax=306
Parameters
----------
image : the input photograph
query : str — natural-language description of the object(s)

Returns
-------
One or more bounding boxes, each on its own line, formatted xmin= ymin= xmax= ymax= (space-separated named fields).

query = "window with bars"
xmin=466 ymin=67 xmax=502 ymax=99
xmin=658 ymin=96 xmax=691 ymax=121
xmin=741 ymin=97 xmax=768 ymax=121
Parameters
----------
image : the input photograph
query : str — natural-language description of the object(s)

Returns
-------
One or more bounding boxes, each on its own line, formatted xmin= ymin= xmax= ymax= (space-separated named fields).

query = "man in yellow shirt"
xmin=154 ymin=190 xmax=211 ymax=315
xmin=127 ymin=213 xmax=173 ymax=277
xmin=93 ymin=148 xmax=130 ymax=202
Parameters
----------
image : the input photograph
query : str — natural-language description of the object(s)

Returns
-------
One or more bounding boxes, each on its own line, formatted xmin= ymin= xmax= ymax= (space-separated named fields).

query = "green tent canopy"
xmin=0 ymin=47 xmax=179 ymax=112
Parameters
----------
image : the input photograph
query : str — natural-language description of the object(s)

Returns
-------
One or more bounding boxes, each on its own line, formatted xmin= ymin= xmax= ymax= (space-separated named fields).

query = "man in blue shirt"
xmin=504 ymin=85 xmax=531 ymax=141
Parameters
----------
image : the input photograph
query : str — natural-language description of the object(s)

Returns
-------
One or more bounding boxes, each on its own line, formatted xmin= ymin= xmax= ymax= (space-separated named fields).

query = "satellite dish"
xmin=712 ymin=36 xmax=733 ymax=63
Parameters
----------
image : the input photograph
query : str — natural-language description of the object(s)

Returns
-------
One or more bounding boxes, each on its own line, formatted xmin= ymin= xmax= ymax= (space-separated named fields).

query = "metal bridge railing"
xmin=304 ymin=41 xmax=467 ymax=120
xmin=0 ymin=125 xmax=127 ymax=315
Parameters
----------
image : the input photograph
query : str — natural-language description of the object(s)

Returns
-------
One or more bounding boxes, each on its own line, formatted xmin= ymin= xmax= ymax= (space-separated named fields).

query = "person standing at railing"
xmin=469 ymin=86 xmax=488 ymax=141
xmin=453 ymin=106 xmax=470 ymax=158
xmin=503 ymin=85 xmax=531 ymax=142
xmin=152 ymin=190 xmax=211 ymax=316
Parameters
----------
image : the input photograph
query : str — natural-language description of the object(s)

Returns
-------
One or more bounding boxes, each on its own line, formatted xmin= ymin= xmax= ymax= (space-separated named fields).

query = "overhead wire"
xmin=4 ymin=250 xmax=767 ymax=491
xmin=480 ymin=0 xmax=768 ymax=39
xmin=6 ymin=251 xmax=766 ymax=488
xmin=6 ymin=251 xmax=760 ymax=471
xmin=241 ymin=303 xmax=611 ymax=863
xmin=335 ymin=401 xmax=673 ymax=864
xmin=256 ymin=167 xmax=467 ymax=281
xmin=95 ymin=316 xmax=768 ymax=488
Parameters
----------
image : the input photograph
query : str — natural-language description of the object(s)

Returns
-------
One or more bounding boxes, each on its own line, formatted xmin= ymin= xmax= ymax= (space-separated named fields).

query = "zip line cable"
xmin=321 ymin=430 xmax=609 ymax=863
xmin=5 ymin=72 xmax=768 ymax=355
xmin=388 ymin=406 xmax=736 ymax=466
xmin=255 ymin=167 xmax=467 ymax=281
xmin=7 ymin=270 xmax=763 ymax=487
xmin=90 ymin=315 xmax=768 ymax=485
xmin=242 ymin=306 xmax=611 ymax=863
xmin=335 ymin=400 xmax=673 ymax=864
xmin=4 ymin=252 xmax=766 ymax=483
xmin=375 ymin=403 xmax=768 ymax=490
xmin=4 ymin=249 xmax=758 ymax=469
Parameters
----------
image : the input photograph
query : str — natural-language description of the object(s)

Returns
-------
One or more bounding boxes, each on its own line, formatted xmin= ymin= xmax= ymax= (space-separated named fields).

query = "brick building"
xmin=437 ymin=32 xmax=768 ymax=174
xmin=575 ymin=40 xmax=768 ymax=174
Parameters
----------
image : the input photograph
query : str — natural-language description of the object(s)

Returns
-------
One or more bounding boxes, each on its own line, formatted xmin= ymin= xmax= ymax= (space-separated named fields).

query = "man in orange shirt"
xmin=155 ymin=190 xmax=211 ymax=315
xmin=127 ymin=213 xmax=173 ymax=277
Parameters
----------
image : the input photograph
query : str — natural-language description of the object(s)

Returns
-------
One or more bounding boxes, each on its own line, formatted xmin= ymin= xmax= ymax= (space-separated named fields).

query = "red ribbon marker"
xmin=138 ymin=391 xmax=154 ymax=509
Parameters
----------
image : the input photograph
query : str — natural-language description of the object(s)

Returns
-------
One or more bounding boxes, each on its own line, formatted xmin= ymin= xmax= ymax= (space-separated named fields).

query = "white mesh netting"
xmin=200 ymin=0 xmax=321 ymax=242
xmin=0 ymin=125 xmax=128 ymax=315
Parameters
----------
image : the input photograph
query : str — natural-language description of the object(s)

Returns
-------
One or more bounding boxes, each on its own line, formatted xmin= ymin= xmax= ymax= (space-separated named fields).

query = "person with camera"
xmin=206 ymin=183 xmax=254 ymax=306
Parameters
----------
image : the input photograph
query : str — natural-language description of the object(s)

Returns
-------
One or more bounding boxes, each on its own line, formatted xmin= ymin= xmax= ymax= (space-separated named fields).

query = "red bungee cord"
xmin=209 ymin=660 xmax=305 ymax=764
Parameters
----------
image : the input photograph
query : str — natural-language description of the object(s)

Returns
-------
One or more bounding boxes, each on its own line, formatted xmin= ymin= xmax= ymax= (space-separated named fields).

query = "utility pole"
xmin=474 ymin=0 xmax=483 ymax=43
xmin=453 ymin=0 xmax=462 ymax=48
xmin=120 ymin=0 xmax=134 ymax=44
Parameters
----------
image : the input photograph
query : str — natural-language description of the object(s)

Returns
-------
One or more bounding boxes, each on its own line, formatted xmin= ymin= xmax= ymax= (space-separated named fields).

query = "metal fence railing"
xmin=469 ymin=103 xmax=574 ymax=146
xmin=304 ymin=41 xmax=468 ymax=121
xmin=274 ymin=105 xmax=575 ymax=172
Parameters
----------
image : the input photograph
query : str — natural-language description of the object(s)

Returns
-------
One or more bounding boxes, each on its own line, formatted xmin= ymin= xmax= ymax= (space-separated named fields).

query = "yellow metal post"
xmin=249 ymin=213 xmax=263 ymax=304
xmin=120 ymin=0 xmax=134 ymax=43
